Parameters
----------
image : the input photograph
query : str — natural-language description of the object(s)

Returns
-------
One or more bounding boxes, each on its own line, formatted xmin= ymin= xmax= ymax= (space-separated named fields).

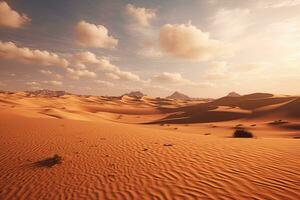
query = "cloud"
xmin=137 ymin=46 xmax=163 ymax=58
xmin=26 ymin=80 xmax=62 ymax=89
xmin=26 ymin=81 xmax=42 ymax=90
xmin=0 ymin=1 xmax=30 ymax=28
xmin=66 ymin=68 xmax=97 ymax=80
xmin=212 ymin=8 xmax=250 ymax=40
xmin=204 ymin=61 xmax=236 ymax=80
xmin=70 ymin=51 xmax=140 ymax=81
xmin=204 ymin=61 xmax=264 ymax=81
xmin=72 ymin=51 xmax=117 ymax=71
xmin=236 ymin=63 xmax=266 ymax=71
xmin=42 ymin=80 xmax=63 ymax=86
xmin=105 ymin=73 xmax=120 ymax=80
xmin=95 ymin=80 xmax=114 ymax=87
xmin=40 ymin=70 xmax=63 ymax=79
xmin=116 ymin=70 xmax=140 ymax=81
xmin=72 ymin=51 xmax=99 ymax=64
xmin=26 ymin=81 xmax=40 ymax=87
xmin=152 ymin=72 xmax=195 ymax=85
xmin=258 ymin=0 xmax=300 ymax=8
xmin=152 ymin=72 xmax=214 ymax=89
xmin=74 ymin=20 xmax=118 ymax=49
xmin=107 ymin=70 xmax=140 ymax=81
xmin=125 ymin=4 xmax=156 ymax=27
xmin=0 ymin=41 xmax=69 ymax=67
xmin=159 ymin=23 xmax=225 ymax=60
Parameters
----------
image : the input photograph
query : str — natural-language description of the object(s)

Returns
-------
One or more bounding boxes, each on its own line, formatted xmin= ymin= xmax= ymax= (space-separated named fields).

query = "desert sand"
xmin=0 ymin=91 xmax=299 ymax=199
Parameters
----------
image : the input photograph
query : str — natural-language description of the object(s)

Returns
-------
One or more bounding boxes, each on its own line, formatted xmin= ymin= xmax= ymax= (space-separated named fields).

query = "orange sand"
xmin=0 ymin=92 xmax=299 ymax=199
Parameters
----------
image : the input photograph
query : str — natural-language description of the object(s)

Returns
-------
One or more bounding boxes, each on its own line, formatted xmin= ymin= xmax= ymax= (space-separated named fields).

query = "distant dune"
xmin=166 ymin=91 xmax=191 ymax=100
xmin=123 ymin=91 xmax=146 ymax=98
xmin=0 ymin=90 xmax=299 ymax=199
xmin=227 ymin=91 xmax=241 ymax=97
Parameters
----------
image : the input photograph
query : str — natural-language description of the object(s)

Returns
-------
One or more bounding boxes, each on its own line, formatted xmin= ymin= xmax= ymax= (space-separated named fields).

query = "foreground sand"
xmin=0 ymin=92 xmax=300 ymax=199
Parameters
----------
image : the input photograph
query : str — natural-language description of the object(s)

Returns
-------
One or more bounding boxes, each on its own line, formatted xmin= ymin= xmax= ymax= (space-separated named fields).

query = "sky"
xmin=0 ymin=0 xmax=300 ymax=98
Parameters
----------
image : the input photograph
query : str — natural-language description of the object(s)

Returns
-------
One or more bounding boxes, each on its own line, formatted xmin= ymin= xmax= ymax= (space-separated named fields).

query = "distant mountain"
xmin=124 ymin=91 xmax=146 ymax=98
xmin=166 ymin=91 xmax=190 ymax=100
xmin=25 ymin=89 xmax=68 ymax=97
xmin=227 ymin=92 xmax=241 ymax=97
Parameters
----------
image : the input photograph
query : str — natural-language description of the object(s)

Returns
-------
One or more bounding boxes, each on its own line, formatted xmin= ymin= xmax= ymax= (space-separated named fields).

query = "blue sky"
xmin=0 ymin=0 xmax=300 ymax=97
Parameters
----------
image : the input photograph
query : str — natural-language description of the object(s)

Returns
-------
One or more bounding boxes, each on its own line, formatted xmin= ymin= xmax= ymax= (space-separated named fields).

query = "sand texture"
xmin=0 ymin=92 xmax=299 ymax=199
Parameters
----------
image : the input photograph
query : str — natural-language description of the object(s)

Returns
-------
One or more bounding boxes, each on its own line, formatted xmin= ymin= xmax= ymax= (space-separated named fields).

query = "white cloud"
xmin=95 ymin=80 xmax=114 ymax=87
xmin=75 ymin=20 xmax=118 ymax=49
xmin=0 ymin=41 xmax=69 ymax=67
xmin=72 ymin=51 xmax=99 ymax=64
xmin=26 ymin=81 xmax=41 ymax=90
xmin=137 ymin=46 xmax=163 ymax=58
xmin=236 ymin=63 xmax=266 ymax=72
xmin=105 ymin=73 xmax=120 ymax=80
xmin=204 ymin=61 xmax=235 ymax=80
xmin=152 ymin=72 xmax=195 ymax=85
xmin=70 ymin=51 xmax=140 ymax=81
xmin=125 ymin=4 xmax=156 ymax=27
xmin=72 ymin=51 xmax=117 ymax=71
xmin=212 ymin=8 xmax=250 ymax=40
xmin=66 ymin=68 xmax=97 ymax=80
xmin=42 ymin=80 xmax=63 ymax=86
xmin=258 ymin=0 xmax=300 ymax=8
xmin=152 ymin=72 xmax=214 ymax=89
xmin=109 ymin=70 xmax=140 ymax=81
xmin=26 ymin=81 xmax=40 ymax=87
xmin=159 ymin=23 xmax=225 ymax=60
xmin=117 ymin=71 xmax=140 ymax=81
xmin=265 ymin=17 xmax=300 ymax=48
xmin=204 ymin=61 xmax=266 ymax=81
xmin=40 ymin=70 xmax=63 ymax=79
xmin=0 ymin=1 xmax=30 ymax=28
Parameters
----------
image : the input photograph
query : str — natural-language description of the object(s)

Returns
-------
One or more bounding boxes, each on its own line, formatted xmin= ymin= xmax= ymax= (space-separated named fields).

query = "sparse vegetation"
xmin=236 ymin=124 xmax=243 ymax=127
xmin=34 ymin=154 xmax=63 ymax=168
xmin=233 ymin=129 xmax=253 ymax=138
xmin=269 ymin=119 xmax=288 ymax=125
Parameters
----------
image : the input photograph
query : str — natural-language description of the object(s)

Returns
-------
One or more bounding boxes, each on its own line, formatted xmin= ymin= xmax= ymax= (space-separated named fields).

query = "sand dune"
xmin=0 ymin=91 xmax=299 ymax=199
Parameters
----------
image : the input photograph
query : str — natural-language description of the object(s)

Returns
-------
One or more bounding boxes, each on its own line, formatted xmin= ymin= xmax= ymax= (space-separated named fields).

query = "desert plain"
xmin=0 ymin=90 xmax=299 ymax=200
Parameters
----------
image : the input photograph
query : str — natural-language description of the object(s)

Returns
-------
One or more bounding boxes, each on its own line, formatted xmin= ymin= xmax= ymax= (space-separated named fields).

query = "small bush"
xmin=233 ymin=129 xmax=253 ymax=138
xmin=269 ymin=119 xmax=288 ymax=125
xmin=34 ymin=154 xmax=63 ymax=168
